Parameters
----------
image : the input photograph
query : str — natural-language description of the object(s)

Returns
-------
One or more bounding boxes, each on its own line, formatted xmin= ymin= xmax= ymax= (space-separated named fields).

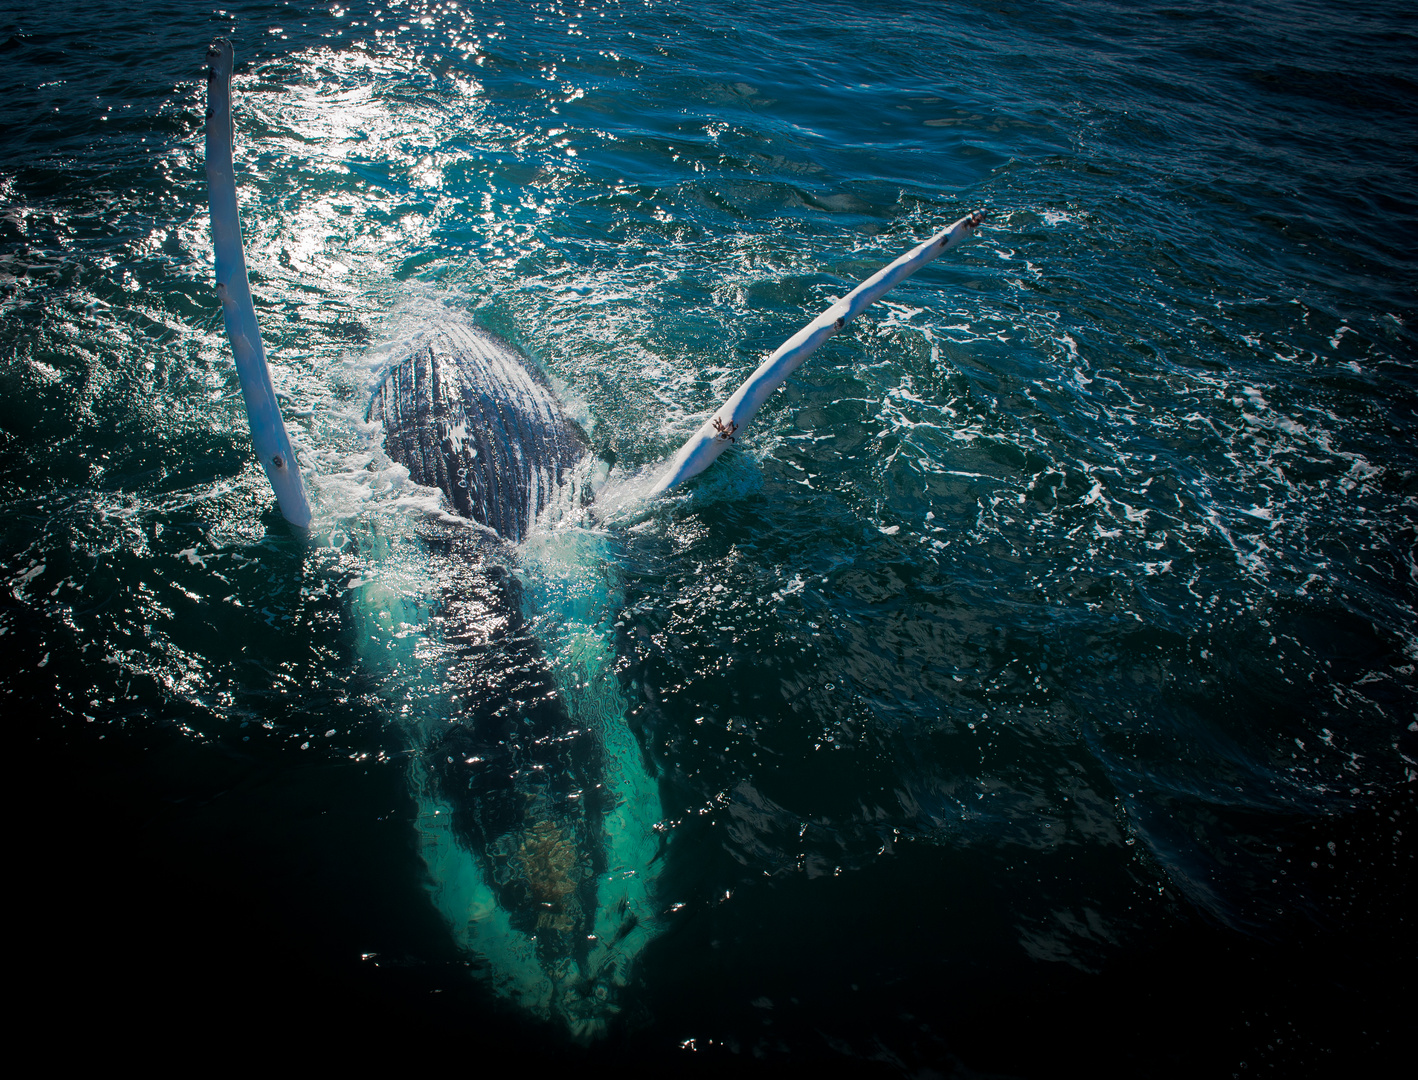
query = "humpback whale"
xmin=203 ymin=35 xmax=983 ymax=1038
xmin=206 ymin=39 xmax=660 ymax=1036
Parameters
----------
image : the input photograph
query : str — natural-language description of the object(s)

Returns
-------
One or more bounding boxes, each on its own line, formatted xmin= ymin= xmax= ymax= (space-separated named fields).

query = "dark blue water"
xmin=3 ymin=0 xmax=1415 ymax=1073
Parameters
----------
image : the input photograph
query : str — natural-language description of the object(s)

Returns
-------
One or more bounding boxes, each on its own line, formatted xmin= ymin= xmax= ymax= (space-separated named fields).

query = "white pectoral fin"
xmin=652 ymin=209 xmax=987 ymax=495
xmin=205 ymin=39 xmax=313 ymax=531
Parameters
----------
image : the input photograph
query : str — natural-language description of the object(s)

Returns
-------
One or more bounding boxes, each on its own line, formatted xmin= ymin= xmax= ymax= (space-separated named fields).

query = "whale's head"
xmin=369 ymin=322 xmax=588 ymax=541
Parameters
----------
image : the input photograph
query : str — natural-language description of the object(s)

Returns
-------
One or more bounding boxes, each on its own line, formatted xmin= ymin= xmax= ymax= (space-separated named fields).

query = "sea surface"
xmin=2 ymin=0 xmax=1415 ymax=1073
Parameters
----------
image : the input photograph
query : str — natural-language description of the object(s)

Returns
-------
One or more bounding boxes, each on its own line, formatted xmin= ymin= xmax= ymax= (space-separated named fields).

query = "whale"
xmin=365 ymin=320 xmax=664 ymax=1034
xmin=206 ymin=39 xmax=662 ymax=1037
xmin=203 ymin=34 xmax=984 ymax=1039
xmin=356 ymin=323 xmax=661 ymax=1035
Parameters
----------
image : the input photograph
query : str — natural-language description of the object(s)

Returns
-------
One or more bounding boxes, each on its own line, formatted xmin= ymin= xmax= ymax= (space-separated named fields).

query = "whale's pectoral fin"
xmin=650 ymin=208 xmax=988 ymax=496
xmin=204 ymin=39 xmax=312 ymax=530
xmin=369 ymin=323 xmax=587 ymax=540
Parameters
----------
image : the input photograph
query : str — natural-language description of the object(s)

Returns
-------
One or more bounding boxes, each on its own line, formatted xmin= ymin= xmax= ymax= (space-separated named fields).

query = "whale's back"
xmin=369 ymin=323 xmax=587 ymax=540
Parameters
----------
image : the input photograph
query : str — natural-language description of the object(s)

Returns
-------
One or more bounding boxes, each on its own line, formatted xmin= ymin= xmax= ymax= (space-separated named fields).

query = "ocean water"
xmin=2 ymin=0 xmax=1415 ymax=1073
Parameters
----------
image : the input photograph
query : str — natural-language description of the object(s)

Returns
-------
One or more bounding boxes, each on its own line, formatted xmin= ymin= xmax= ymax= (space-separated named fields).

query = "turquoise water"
xmin=3 ymin=0 xmax=1414 ymax=1072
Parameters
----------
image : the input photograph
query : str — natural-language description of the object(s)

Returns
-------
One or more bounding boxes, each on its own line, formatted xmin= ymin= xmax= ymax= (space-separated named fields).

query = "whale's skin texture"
xmin=368 ymin=322 xmax=587 ymax=542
